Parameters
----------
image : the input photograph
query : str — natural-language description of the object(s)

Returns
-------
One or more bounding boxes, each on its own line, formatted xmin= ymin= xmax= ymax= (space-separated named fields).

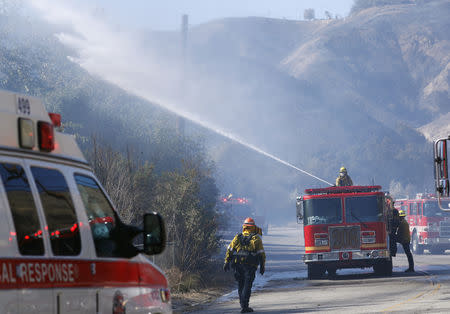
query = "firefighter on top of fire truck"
xmin=336 ymin=166 xmax=353 ymax=186
xmin=396 ymin=210 xmax=414 ymax=272
xmin=223 ymin=217 xmax=265 ymax=313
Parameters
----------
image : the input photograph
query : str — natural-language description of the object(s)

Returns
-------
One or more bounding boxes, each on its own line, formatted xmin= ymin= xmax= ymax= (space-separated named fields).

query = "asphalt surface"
xmin=190 ymin=226 xmax=450 ymax=313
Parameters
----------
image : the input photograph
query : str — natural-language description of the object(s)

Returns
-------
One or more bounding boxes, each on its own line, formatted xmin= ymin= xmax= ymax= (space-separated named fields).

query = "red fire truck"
xmin=296 ymin=186 xmax=393 ymax=279
xmin=395 ymin=194 xmax=450 ymax=254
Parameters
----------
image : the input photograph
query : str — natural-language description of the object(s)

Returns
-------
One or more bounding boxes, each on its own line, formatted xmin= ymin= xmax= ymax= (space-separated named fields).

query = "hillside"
xmin=1 ymin=1 xmax=449 ymax=223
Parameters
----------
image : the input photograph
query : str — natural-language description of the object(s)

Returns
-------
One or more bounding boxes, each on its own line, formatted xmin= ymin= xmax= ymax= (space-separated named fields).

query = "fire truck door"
xmin=418 ymin=202 xmax=423 ymax=225
xmin=409 ymin=203 xmax=418 ymax=225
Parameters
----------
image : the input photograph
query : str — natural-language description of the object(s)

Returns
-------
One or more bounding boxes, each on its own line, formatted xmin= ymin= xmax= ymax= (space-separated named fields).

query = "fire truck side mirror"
xmin=143 ymin=212 xmax=166 ymax=255
xmin=296 ymin=197 xmax=304 ymax=223
xmin=434 ymin=137 xmax=450 ymax=198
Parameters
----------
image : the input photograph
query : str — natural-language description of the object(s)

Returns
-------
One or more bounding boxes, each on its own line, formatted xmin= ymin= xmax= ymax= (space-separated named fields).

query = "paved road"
xmin=190 ymin=226 xmax=450 ymax=313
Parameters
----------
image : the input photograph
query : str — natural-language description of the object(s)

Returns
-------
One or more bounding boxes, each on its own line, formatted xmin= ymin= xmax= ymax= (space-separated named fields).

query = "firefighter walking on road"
xmin=224 ymin=217 xmax=266 ymax=313
xmin=396 ymin=210 xmax=415 ymax=272
xmin=336 ymin=166 xmax=353 ymax=186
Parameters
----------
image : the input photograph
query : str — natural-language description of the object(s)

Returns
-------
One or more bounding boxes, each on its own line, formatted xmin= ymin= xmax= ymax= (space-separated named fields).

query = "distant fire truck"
xmin=218 ymin=196 xmax=268 ymax=235
xmin=395 ymin=194 xmax=450 ymax=254
xmin=296 ymin=186 xmax=392 ymax=279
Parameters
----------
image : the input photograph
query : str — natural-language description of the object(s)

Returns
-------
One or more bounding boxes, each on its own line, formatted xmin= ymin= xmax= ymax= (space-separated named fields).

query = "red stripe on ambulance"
xmin=0 ymin=259 xmax=167 ymax=289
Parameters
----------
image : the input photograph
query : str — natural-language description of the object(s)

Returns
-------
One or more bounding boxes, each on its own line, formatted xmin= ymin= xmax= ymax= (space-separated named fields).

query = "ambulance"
xmin=0 ymin=90 xmax=172 ymax=313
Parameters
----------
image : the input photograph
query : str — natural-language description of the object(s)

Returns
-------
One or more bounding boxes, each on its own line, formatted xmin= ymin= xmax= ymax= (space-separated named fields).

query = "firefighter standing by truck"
xmin=336 ymin=166 xmax=353 ymax=186
xmin=224 ymin=218 xmax=266 ymax=313
xmin=396 ymin=210 xmax=415 ymax=272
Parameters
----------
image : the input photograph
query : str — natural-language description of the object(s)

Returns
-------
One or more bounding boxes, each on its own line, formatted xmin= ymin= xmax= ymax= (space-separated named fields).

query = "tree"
xmin=325 ymin=11 xmax=333 ymax=19
xmin=304 ymin=8 xmax=315 ymax=20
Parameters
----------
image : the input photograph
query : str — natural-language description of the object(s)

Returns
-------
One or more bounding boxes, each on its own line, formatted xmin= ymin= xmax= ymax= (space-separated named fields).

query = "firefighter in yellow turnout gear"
xmin=336 ymin=166 xmax=353 ymax=186
xmin=224 ymin=217 xmax=266 ymax=313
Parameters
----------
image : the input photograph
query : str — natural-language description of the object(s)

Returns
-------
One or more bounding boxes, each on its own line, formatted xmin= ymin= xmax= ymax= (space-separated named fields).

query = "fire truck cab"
xmin=395 ymin=194 xmax=450 ymax=255
xmin=296 ymin=186 xmax=392 ymax=279
xmin=0 ymin=90 xmax=171 ymax=313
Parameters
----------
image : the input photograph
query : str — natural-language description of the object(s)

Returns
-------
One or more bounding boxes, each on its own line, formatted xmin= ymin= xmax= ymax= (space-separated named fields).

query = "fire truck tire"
xmin=429 ymin=247 xmax=445 ymax=255
xmin=373 ymin=259 xmax=392 ymax=276
xmin=307 ymin=264 xmax=326 ymax=279
xmin=327 ymin=267 xmax=337 ymax=277
xmin=412 ymin=234 xmax=424 ymax=255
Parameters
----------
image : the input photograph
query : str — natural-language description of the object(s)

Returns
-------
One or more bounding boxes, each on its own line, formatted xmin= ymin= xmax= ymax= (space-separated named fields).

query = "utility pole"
xmin=176 ymin=14 xmax=188 ymax=137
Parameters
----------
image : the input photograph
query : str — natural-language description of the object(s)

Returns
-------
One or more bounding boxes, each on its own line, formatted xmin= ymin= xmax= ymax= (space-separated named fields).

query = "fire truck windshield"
xmin=424 ymin=201 xmax=450 ymax=216
xmin=345 ymin=196 xmax=383 ymax=223
xmin=303 ymin=198 xmax=342 ymax=225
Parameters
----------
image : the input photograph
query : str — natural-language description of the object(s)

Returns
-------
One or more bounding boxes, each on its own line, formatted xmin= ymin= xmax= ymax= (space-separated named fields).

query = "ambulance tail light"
xmin=48 ymin=113 xmax=61 ymax=127
xmin=314 ymin=233 xmax=329 ymax=246
xmin=38 ymin=121 xmax=54 ymax=152
xmin=160 ymin=288 xmax=170 ymax=303
xmin=361 ymin=231 xmax=376 ymax=244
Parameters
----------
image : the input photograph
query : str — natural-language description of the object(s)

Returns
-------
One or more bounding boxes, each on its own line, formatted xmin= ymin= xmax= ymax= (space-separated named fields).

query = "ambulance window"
xmin=31 ymin=167 xmax=81 ymax=256
xmin=0 ymin=163 xmax=44 ymax=255
xmin=74 ymin=174 xmax=117 ymax=257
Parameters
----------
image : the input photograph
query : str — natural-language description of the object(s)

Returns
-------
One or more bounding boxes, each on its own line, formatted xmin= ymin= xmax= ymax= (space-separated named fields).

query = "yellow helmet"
xmin=398 ymin=210 xmax=406 ymax=217
xmin=340 ymin=166 xmax=347 ymax=173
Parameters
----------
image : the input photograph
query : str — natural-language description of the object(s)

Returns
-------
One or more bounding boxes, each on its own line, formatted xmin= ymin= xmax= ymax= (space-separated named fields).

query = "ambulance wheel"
xmin=412 ymin=234 xmax=424 ymax=255
xmin=307 ymin=264 xmax=325 ymax=279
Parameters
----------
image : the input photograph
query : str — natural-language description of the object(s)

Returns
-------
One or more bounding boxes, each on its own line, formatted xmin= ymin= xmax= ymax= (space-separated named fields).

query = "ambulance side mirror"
xmin=296 ymin=196 xmax=304 ymax=223
xmin=434 ymin=137 xmax=450 ymax=198
xmin=143 ymin=212 xmax=166 ymax=255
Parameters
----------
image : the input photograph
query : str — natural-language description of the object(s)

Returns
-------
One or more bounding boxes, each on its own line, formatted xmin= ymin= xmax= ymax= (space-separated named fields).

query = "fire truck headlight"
xmin=427 ymin=223 xmax=439 ymax=232
xmin=315 ymin=239 xmax=328 ymax=246
xmin=314 ymin=233 xmax=329 ymax=247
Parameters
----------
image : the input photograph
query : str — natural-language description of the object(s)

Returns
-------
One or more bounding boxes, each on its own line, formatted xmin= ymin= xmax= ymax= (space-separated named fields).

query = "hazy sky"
xmin=72 ymin=0 xmax=355 ymax=31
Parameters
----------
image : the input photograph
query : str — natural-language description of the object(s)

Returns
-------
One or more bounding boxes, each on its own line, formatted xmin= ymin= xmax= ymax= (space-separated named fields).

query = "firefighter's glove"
xmin=223 ymin=262 xmax=230 ymax=272
xmin=259 ymin=264 xmax=265 ymax=275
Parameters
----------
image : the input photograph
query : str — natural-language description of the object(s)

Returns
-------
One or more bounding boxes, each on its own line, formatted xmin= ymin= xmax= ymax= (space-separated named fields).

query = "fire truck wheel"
xmin=327 ymin=267 xmax=337 ymax=277
xmin=412 ymin=234 xmax=424 ymax=255
xmin=373 ymin=259 xmax=392 ymax=276
xmin=429 ymin=247 xmax=445 ymax=255
xmin=307 ymin=264 xmax=326 ymax=279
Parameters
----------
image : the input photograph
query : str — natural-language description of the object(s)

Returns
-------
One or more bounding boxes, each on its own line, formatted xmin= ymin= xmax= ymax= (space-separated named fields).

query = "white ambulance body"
xmin=0 ymin=90 xmax=172 ymax=313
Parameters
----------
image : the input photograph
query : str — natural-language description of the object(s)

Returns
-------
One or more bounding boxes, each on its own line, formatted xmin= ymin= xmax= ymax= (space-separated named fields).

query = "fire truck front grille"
xmin=439 ymin=220 xmax=450 ymax=237
xmin=329 ymin=226 xmax=361 ymax=251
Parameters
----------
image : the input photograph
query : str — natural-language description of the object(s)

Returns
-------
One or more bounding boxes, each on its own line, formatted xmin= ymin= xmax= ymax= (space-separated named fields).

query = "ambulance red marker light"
xmin=25 ymin=235 xmax=30 ymax=240
xmin=38 ymin=121 xmax=55 ymax=152
xmin=48 ymin=113 xmax=61 ymax=127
